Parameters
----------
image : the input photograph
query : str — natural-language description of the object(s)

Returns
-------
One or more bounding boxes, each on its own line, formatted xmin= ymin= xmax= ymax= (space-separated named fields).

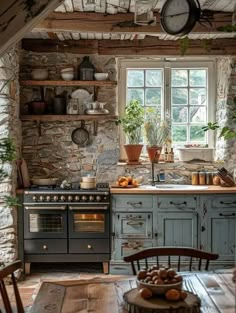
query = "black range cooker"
xmin=23 ymin=183 xmax=110 ymax=274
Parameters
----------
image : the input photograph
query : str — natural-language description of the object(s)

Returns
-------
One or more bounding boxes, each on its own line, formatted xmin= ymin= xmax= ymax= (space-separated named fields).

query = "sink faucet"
xmin=151 ymin=162 xmax=165 ymax=186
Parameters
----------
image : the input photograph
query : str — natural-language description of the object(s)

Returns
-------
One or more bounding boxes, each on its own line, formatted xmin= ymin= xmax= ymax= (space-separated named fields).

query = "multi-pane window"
xmin=171 ymin=69 xmax=207 ymax=144
xmin=119 ymin=60 xmax=214 ymax=154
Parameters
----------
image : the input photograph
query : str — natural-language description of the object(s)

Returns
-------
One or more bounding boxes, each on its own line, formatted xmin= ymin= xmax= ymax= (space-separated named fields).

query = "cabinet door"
xmin=157 ymin=212 xmax=198 ymax=247
xmin=207 ymin=211 xmax=236 ymax=261
xmin=112 ymin=239 xmax=154 ymax=260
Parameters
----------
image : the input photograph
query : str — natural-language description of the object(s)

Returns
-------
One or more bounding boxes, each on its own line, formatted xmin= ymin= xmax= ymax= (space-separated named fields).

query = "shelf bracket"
xmin=36 ymin=120 xmax=42 ymax=136
xmin=93 ymin=121 xmax=98 ymax=136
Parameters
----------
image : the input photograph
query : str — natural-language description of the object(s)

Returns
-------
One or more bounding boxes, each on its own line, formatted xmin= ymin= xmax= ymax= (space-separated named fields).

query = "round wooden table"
xmin=123 ymin=288 xmax=201 ymax=313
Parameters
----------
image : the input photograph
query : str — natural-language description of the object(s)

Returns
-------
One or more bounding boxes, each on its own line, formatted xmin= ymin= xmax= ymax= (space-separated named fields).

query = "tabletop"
xmin=31 ymin=270 xmax=236 ymax=313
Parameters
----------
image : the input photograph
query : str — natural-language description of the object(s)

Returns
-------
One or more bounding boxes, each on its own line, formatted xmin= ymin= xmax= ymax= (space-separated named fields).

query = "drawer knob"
xmin=87 ymin=244 xmax=92 ymax=249
xmin=42 ymin=245 xmax=47 ymax=250
xmin=170 ymin=201 xmax=187 ymax=205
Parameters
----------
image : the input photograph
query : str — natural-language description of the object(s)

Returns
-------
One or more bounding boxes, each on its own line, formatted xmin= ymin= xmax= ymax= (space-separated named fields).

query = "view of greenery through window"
xmin=127 ymin=68 xmax=207 ymax=146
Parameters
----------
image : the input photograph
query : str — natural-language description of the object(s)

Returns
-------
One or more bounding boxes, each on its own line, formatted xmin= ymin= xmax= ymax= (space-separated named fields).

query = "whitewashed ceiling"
xmin=24 ymin=0 xmax=236 ymax=41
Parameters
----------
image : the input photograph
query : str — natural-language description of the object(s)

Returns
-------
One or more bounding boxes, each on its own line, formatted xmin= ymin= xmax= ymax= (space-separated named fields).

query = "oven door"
xmin=24 ymin=205 xmax=67 ymax=239
xmin=68 ymin=204 xmax=110 ymax=239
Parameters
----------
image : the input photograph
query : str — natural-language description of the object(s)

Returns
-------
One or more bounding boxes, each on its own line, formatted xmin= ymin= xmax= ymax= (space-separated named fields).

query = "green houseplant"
xmin=144 ymin=108 xmax=172 ymax=162
xmin=117 ymin=99 xmax=144 ymax=164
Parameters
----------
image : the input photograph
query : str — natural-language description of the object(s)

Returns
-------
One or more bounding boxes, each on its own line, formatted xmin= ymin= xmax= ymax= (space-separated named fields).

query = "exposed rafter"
xmin=22 ymin=37 xmax=236 ymax=55
xmin=32 ymin=11 xmax=233 ymax=35
xmin=0 ymin=0 xmax=63 ymax=57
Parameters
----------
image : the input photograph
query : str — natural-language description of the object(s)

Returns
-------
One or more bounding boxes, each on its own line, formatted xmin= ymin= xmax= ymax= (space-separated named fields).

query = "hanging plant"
xmin=217 ymin=25 xmax=236 ymax=32
xmin=179 ymin=37 xmax=189 ymax=56
xmin=202 ymin=97 xmax=236 ymax=140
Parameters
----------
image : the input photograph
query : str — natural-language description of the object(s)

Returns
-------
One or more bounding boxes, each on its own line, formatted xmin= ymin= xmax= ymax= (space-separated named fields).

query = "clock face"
xmin=161 ymin=0 xmax=198 ymax=35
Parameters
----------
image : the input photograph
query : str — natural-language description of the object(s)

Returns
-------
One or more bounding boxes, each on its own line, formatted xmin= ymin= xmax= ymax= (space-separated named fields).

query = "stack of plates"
xmin=85 ymin=109 xmax=109 ymax=115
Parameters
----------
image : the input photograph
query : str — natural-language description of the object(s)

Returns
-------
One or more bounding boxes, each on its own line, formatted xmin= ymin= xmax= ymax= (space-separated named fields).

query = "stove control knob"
xmin=82 ymin=195 xmax=87 ymax=201
xmin=75 ymin=196 xmax=80 ymax=201
xmin=53 ymin=195 xmax=58 ymax=201
xmin=96 ymin=196 xmax=102 ymax=202
xmin=60 ymin=195 xmax=66 ymax=201
xmin=68 ymin=195 xmax=73 ymax=201
xmin=33 ymin=195 xmax=37 ymax=201
xmin=39 ymin=195 xmax=44 ymax=201
xmin=89 ymin=195 xmax=94 ymax=201
xmin=46 ymin=196 xmax=51 ymax=202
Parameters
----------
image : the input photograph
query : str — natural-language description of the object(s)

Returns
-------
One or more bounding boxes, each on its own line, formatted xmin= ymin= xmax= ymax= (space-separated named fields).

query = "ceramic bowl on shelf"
xmin=94 ymin=73 xmax=108 ymax=81
xmin=61 ymin=67 xmax=74 ymax=73
xmin=31 ymin=69 xmax=48 ymax=80
xmin=61 ymin=72 xmax=74 ymax=81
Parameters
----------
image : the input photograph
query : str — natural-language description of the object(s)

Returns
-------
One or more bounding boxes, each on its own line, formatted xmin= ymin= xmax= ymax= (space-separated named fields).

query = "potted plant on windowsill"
xmin=117 ymin=99 xmax=144 ymax=164
xmin=144 ymin=108 xmax=171 ymax=163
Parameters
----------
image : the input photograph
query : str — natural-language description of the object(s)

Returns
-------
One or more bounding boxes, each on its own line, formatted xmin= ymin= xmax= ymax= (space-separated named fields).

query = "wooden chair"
xmin=123 ymin=247 xmax=219 ymax=275
xmin=0 ymin=260 xmax=24 ymax=313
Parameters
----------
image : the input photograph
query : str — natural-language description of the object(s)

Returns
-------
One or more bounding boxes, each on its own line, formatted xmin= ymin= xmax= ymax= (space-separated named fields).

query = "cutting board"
xmin=21 ymin=159 xmax=31 ymax=188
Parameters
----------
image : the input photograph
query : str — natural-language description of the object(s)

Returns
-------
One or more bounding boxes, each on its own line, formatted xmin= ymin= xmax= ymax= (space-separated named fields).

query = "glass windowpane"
xmin=145 ymin=88 xmax=161 ymax=106
xmin=171 ymin=70 xmax=188 ymax=87
xmin=172 ymin=125 xmax=187 ymax=142
xmin=172 ymin=88 xmax=188 ymax=105
xmin=190 ymin=69 xmax=206 ymax=87
xmin=172 ymin=107 xmax=188 ymax=123
xmin=190 ymin=107 xmax=206 ymax=123
xmin=190 ymin=88 xmax=206 ymax=105
xmin=190 ymin=125 xmax=206 ymax=142
xmin=127 ymin=70 xmax=144 ymax=87
xmin=127 ymin=89 xmax=144 ymax=105
xmin=146 ymin=70 xmax=162 ymax=87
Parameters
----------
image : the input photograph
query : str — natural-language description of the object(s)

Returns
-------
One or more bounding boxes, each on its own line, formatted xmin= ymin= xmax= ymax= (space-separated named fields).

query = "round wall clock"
xmin=160 ymin=0 xmax=201 ymax=36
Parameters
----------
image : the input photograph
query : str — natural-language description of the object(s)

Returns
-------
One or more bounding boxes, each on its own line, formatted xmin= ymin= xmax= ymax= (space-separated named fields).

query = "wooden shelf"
xmin=20 ymin=114 xmax=118 ymax=121
xmin=20 ymin=80 xmax=117 ymax=87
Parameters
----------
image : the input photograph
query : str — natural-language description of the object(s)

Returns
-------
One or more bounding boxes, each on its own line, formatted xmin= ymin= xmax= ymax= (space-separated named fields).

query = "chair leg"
xmin=0 ymin=280 xmax=13 ymax=313
xmin=12 ymin=274 xmax=25 ymax=313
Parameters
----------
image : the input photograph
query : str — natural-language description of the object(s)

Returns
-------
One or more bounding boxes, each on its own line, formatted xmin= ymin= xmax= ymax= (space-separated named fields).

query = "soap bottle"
xmin=159 ymin=170 xmax=165 ymax=182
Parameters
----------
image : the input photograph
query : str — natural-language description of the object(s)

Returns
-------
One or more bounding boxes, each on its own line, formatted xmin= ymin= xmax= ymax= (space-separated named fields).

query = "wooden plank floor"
xmin=0 ymin=268 xmax=111 ymax=312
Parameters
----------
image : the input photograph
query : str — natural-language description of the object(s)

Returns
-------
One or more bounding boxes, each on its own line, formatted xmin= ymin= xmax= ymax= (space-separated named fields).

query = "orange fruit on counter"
xmin=131 ymin=178 xmax=139 ymax=186
xmin=126 ymin=176 xmax=133 ymax=184
xmin=165 ymin=289 xmax=181 ymax=301
xmin=120 ymin=180 xmax=128 ymax=187
xmin=139 ymin=287 xmax=153 ymax=299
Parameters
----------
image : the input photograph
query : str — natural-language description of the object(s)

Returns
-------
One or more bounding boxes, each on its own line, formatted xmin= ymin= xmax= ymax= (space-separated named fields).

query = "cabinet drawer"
xmin=24 ymin=239 xmax=67 ymax=254
xmin=210 ymin=196 xmax=236 ymax=209
xmin=158 ymin=196 xmax=197 ymax=211
xmin=115 ymin=212 xmax=152 ymax=239
xmin=69 ymin=239 xmax=110 ymax=254
xmin=121 ymin=240 xmax=153 ymax=258
xmin=113 ymin=195 xmax=153 ymax=210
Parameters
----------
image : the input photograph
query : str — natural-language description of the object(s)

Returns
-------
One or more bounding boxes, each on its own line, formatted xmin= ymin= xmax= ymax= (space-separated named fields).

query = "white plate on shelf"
xmin=71 ymin=89 xmax=92 ymax=100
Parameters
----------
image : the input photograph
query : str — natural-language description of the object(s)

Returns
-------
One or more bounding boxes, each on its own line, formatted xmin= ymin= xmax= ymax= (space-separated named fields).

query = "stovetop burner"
xmin=29 ymin=182 xmax=109 ymax=191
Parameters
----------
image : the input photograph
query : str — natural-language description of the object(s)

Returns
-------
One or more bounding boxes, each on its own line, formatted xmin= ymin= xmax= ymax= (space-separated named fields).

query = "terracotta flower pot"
xmin=124 ymin=144 xmax=143 ymax=165
xmin=147 ymin=145 xmax=162 ymax=163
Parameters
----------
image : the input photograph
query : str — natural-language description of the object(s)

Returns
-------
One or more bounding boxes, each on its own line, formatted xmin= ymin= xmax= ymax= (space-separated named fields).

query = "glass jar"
xmin=199 ymin=172 xmax=206 ymax=185
xmin=206 ymin=172 xmax=213 ymax=185
xmin=191 ymin=172 xmax=199 ymax=185
xmin=78 ymin=56 xmax=95 ymax=80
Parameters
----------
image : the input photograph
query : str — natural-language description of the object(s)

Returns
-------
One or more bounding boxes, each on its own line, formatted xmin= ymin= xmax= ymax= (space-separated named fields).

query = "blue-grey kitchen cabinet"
xmin=110 ymin=192 xmax=236 ymax=274
xmin=201 ymin=195 xmax=236 ymax=264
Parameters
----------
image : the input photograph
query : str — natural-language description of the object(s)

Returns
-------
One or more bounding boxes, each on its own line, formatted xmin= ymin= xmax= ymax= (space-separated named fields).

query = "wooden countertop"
xmin=110 ymin=185 xmax=236 ymax=194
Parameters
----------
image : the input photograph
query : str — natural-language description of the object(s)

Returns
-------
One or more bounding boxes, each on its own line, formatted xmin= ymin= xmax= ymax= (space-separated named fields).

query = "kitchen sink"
xmin=141 ymin=184 xmax=208 ymax=190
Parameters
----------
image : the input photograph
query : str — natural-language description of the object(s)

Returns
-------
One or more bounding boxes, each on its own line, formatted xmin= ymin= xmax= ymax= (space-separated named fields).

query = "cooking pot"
xmin=31 ymin=167 xmax=61 ymax=186
xmin=31 ymin=177 xmax=59 ymax=186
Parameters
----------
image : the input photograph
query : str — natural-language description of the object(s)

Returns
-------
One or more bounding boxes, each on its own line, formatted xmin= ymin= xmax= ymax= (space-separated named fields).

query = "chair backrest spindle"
xmin=123 ymin=247 xmax=219 ymax=275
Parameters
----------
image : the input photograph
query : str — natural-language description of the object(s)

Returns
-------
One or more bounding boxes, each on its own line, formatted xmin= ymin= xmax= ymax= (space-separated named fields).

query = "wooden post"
xmin=0 ymin=0 xmax=63 ymax=57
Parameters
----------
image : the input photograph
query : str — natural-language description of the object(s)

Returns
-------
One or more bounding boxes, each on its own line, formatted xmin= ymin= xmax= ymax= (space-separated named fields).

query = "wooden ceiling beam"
xmin=0 ymin=0 xmax=63 ymax=57
xmin=22 ymin=37 xmax=236 ymax=56
xmin=32 ymin=11 xmax=233 ymax=34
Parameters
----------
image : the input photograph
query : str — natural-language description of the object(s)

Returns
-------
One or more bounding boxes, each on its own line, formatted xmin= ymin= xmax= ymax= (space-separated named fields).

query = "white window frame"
xmin=118 ymin=58 xmax=216 ymax=161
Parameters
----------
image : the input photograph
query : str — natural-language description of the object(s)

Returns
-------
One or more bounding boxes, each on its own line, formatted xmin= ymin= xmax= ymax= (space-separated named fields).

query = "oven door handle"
xmin=69 ymin=206 xmax=109 ymax=210
xmin=25 ymin=206 xmax=66 ymax=210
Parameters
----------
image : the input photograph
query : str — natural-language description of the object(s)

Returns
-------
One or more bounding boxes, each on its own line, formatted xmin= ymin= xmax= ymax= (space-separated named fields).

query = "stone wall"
xmin=0 ymin=45 xmax=21 ymax=263
xmin=20 ymin=51 xmax=236 ymax=185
